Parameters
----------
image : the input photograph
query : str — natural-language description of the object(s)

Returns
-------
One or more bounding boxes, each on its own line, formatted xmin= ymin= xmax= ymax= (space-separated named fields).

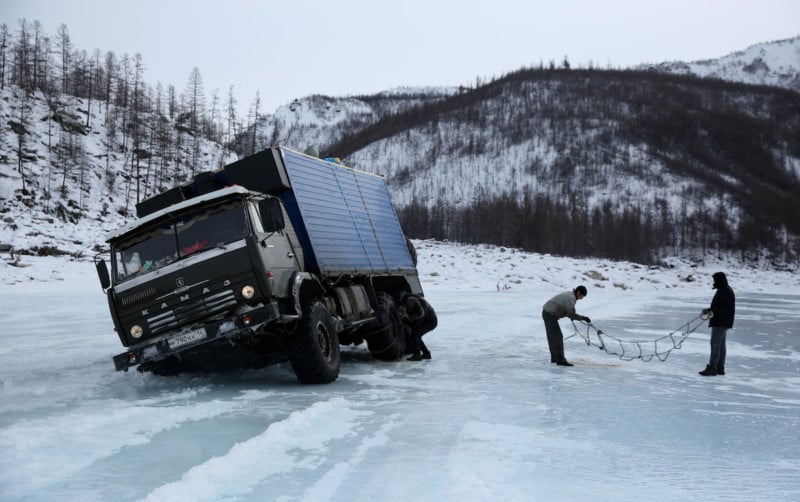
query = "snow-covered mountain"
xmin=242 ymin=87 xmax=457 ymax=154
xmin=258 ymin=37 xmax=800 ymax=158
xmin=1 ymin=35 xmax=799 ymax=268
xmin=639 ymin=36 xmax=800 ymax=92
xmin=325 ymin=68 xmax=799 ymax=264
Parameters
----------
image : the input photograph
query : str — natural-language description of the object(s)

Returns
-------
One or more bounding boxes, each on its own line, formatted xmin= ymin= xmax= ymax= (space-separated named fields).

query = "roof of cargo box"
xmin=274 ymin=147 xmax=415 ymax=275
xmin=105 ymin=186 xmax=251 ymax=242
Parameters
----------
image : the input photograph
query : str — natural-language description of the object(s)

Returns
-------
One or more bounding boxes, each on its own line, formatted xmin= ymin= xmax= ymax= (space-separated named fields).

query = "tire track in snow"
xmin=141 ymin=397 xmax=371 ymax=502
xmin=299 ymin=416 xmax=398 ymax=500
xmin=0 ymin=388 xmax=246 ymax=498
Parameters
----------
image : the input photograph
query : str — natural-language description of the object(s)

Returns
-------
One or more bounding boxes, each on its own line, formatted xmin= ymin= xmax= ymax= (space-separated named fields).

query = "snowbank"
xmin=2 ymin=239 xmax=796 ymax=300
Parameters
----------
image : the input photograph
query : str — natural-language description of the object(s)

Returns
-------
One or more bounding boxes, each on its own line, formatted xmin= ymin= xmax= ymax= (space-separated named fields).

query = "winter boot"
xmin=699 ymin=365 xmax=717 ymax=376
xmin=421 ymin=349 xmax=432 ymax=360
xmin=407 ymin=352 xmax=423 ymax=361
xmin=716 ymin=366 xmax=725 ymax=375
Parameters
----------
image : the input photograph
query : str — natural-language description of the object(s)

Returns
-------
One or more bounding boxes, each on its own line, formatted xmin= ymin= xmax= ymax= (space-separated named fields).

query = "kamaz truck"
xmin=95 ymin=146 xmax=432 ymax=384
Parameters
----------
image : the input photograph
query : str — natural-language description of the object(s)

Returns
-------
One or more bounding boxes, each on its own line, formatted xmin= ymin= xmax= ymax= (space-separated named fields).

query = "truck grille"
xmin=146 ymin=289 xmax=238 ymax=335
xmin=121 ymin=287 xmax=157 ymax=306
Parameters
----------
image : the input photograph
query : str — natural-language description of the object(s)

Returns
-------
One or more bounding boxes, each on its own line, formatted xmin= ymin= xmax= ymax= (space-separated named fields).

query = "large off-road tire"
xmin=285 ymin=301 xmax=341 ymax=384
xmin=366 ymin=292 xmax=406 ymax=361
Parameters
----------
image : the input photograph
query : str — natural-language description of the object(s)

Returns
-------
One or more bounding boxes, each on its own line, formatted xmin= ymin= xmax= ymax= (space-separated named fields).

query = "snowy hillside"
xmin=1 ymin=26 xmax=799 ymax=267
xmin=640 ymin=36 xmax=800 ymax=92
xmin=335 ymin=69 xmax=800 ymax=264
xmin=0 ymin=84 xmax=453 ymax=257
xmin=243 ymin=87 xmax=457 ymax=154
xmin=0 ymin=84 xmax=238 ymax=257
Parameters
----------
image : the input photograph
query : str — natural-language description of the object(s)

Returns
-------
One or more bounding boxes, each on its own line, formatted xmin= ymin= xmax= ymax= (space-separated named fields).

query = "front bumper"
xmin=113 ymin=302 xmax=278 ymax=371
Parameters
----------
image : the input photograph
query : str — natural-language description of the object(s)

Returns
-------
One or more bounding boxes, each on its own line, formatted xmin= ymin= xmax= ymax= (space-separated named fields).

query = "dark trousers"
xmin=411 ymin=314 xmax=437 ymax=354
xmin=412 ymin=336 xmax=429 ymax=354
xmin=542 ymin=311 xmax=565 ymax=362
xmin=709 ymin=327 xmax=728 ymax=370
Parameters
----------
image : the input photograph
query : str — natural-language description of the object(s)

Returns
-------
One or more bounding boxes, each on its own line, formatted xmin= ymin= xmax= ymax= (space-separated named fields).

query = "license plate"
xmin=168 ymin=327 xmax=207 ymax=349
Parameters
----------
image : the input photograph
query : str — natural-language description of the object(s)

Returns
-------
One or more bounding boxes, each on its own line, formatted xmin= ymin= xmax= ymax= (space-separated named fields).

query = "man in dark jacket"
xmin=399 ymin=293 xmax=437 ymax=361
xmin=542 ymin=286 xmax=590 ymax=367
xmin=699 ymin=272 xmax=735 ymax=376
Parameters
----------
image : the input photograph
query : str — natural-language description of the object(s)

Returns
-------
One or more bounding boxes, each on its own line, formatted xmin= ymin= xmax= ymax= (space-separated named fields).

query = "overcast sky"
xmin=3 ymin=0 xmax=799 ymax=119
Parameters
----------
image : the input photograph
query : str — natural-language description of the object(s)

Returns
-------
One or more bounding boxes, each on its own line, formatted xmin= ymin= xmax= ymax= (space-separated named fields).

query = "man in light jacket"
xmin=542 ymin=286 xmax=590 ymax=366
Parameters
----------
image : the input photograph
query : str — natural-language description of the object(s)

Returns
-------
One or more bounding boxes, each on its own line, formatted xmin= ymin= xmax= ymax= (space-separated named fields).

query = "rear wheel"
xmin=285 ymin=301 xmax=340 ymax=384
xmin=366 ymin=292 xmax=406 ymax=361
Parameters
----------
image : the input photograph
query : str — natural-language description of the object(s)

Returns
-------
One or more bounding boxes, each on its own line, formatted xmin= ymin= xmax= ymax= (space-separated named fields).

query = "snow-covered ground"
xmin=1 ymin=240 xmax=798 ymax=501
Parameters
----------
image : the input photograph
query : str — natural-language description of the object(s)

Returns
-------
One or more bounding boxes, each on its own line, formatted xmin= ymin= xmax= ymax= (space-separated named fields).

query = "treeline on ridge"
xmin=398 ymin=190 xmax=779 ymax=264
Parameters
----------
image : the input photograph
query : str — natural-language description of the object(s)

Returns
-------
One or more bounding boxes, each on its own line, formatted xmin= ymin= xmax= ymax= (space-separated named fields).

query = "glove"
xmin=583 ymin=316 xmax=591 ymax=323
xmin=702 ymin=308 xmax=710 ymax=315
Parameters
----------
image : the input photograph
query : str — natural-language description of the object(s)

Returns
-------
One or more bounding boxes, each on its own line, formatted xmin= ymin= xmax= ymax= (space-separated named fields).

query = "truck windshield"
xmin=112 ymin=199 xmax=249 ymax=282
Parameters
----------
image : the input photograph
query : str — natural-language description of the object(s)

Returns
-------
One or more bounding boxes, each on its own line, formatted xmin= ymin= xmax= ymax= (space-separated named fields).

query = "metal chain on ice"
xmin=565 ymin=313 xmax=710 ymax=362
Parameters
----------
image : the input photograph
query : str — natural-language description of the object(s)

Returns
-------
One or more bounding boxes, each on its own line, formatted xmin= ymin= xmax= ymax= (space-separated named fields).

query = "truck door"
xmin=250 ymin=200 xmax=300 ymax=298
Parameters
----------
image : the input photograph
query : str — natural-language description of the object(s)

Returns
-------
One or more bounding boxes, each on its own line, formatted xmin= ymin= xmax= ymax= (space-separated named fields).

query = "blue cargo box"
xmin=222 ymin=147 xmax=415 ymax=276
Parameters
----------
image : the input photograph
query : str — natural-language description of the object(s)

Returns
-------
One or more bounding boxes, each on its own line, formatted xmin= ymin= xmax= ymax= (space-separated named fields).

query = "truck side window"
xmin=258 ymin=198 xmax=285 ymax=232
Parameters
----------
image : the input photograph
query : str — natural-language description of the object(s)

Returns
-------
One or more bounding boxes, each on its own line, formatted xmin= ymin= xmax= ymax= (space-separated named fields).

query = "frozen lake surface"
xmin=1 ymin=243 xmax=799 ymax=501
xmin=1 ymin=288 xmax=799 ymax=501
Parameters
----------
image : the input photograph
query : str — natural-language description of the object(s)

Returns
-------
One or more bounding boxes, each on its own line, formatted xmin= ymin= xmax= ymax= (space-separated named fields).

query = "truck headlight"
xmin=241 ymin=285 xmax=255 ymax=299
xmin=130 ymin=325 xmax=144 ymax=339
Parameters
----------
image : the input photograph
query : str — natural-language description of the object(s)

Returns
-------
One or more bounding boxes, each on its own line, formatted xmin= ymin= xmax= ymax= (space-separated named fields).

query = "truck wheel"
xmin=285 ymin=301 xmax=341 ymax=384
xmin=366 ymin=292 xmax=406 ymax=361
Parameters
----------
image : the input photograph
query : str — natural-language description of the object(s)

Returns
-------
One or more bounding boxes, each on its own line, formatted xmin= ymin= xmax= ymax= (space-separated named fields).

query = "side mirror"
xmin=258 ymin=197 xmax=285 ymax=232
xmin=95 ymin=258 xmax=111 ymax=290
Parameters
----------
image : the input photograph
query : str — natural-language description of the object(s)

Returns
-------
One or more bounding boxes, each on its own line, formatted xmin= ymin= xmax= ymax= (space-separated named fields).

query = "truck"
xmin=94 ymin=146 xmax=433 ymax=384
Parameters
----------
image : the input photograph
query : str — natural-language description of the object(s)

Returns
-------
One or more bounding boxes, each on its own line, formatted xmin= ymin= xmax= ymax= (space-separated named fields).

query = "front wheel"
xmin=284 ymin=301 xmax=341 ymax=384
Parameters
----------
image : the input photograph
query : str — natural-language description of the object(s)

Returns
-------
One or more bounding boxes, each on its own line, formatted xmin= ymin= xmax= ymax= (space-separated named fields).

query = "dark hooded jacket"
xmin=708 ymin=272 xmax=735 ymax=328
xmin=400 ymin=294 xmax=438 ymax=334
